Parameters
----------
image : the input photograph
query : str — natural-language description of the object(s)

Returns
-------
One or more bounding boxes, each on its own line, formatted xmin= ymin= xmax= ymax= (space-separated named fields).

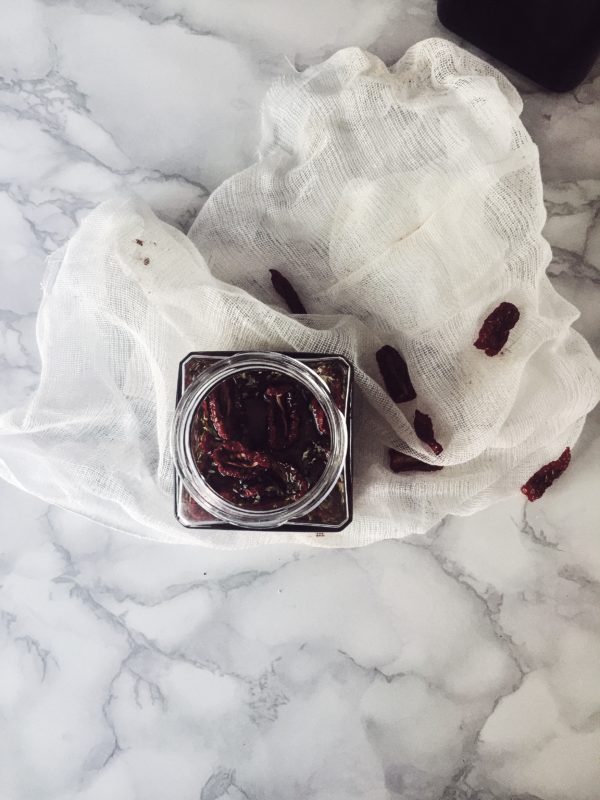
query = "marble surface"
xmin=1 ymin=2 xmax=599 ymax=798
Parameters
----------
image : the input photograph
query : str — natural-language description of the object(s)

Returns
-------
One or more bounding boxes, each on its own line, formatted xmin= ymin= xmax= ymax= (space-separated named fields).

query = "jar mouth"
xmin=171 ymin=352 xmax=348 ymax=529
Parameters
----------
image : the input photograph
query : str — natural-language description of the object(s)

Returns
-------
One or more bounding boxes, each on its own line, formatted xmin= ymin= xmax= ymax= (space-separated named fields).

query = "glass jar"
xmin=172 ymin=351 xmax=353 ymax=532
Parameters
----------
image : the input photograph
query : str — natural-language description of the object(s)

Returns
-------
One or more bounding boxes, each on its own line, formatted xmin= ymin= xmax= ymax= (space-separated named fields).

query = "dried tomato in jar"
xmin=173 ymin=352 xmax=353 ymax=532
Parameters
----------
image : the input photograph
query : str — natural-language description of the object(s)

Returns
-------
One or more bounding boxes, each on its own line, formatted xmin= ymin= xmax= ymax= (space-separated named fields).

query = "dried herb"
xmin=521 ymin=447 xmax=571 ymax=501
xmin=191 ymin=428 xmax=216 ymax=474
xmin=376 ymin=345 xmax=416 ymax=403
xmin=414 ymin=409 xmax=443 ymax=455
xmin=389 ymin=448 xmax=443 ymax=473
xmin=474 ymin=301 xmax=520 ymax=356
xmin=270 ymin=269 xmax=307 ymax=314
xmin=315 ymin=362 xmax=346 ymax=411
xmin=135 ymin=238 xmax=144 ymax=246
xmin=298 ymin=475 xmax=345 ymax=525
xmin=184 ymin=359 xmax=215 ymax=390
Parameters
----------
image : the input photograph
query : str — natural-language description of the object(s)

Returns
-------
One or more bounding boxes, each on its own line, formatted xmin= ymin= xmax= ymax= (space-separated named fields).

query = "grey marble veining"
xmin=1 ymin=2 xmax=599 ymax=799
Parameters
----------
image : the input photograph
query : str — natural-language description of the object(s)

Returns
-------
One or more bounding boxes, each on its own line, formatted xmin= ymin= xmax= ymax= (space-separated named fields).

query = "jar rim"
xmin=171 ymin=352 xmax=349 ymax=529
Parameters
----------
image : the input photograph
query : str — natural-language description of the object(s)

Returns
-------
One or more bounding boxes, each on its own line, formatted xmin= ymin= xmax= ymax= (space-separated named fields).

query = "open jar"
xmin=172 ymin=351 xmax=353 ymax=532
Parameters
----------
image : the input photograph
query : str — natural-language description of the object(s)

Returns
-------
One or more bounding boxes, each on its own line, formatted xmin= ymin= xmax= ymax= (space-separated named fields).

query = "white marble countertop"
xmin=1 ymin=2 xmax=599 ymax=799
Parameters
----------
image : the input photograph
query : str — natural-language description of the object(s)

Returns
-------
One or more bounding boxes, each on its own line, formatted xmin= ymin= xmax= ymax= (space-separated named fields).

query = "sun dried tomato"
xmin=207 ymin=379 xmax=237 ymax=440
xmin=389 ymin=448 xmax=443 ymax=473
xmin=270 ymin=269 xmax=307 ymax=314
xmin=310 ymin=398 xmax=328 ymax=435
xmin=414 ymin=410 xmax=443 ymax=455
xmin=521 ymin=447 xmax=571 ymax=501
xmin=271 ymin=460 xmax=309 ymax=500
xmin=211 ymin=440 xmax=271 ymax=479
xmin=376 ymin=345 xmax=416 ymax=403
xmin=474 ymin=301 xmax=520 ymax=356
xmin=265 ymin=384 xmax=301 ymax=449
xmin=302 ymin=441 xmax=330 ymax=483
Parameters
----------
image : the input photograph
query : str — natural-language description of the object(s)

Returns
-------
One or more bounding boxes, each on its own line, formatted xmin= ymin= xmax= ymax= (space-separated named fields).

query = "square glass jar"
xmin=172 ymin=351 xmax=353 ymax=532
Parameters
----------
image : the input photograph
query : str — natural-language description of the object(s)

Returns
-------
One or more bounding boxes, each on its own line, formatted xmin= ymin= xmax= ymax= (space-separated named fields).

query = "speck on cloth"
xmin=1 ymin=39 xmax=599 ymax=547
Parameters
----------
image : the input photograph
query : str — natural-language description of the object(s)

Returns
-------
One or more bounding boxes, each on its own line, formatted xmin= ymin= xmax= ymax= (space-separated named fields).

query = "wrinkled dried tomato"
xmin=521 ymin=447 xmax=571 ymax=501
xmin=414 ymin=410 xmax=443 ymax=455
xmin=265 ymin=384 xmax=301 ymax=449
xmin=474 ymin=301 xmax=520 ymax=356
xmin=389 ymin=448 xmax=443 ymax=473
xmin=270 ymin=269 xmax=307 ymax=314
xmin=376 ymin=345 xmax=416 ymax=403
xmin=310 ymin=398 xmax=328 ymax=435
xmin=271 ymin=460 xmax=309 ymax=500
xmin=208 ymin=379 xmax=237 ymax=440
xmin=302 ymin=441 xmax=330 ymax=483
xmin=212 ymin=440 xmax=271 ymax=479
